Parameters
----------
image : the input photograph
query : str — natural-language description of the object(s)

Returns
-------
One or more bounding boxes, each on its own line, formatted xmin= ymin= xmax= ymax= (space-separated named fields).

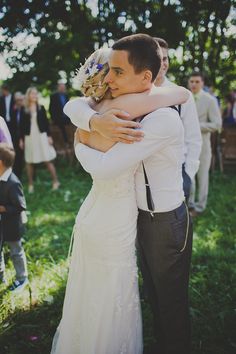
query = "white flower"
xmin=75 ymin=60 xmax=103 ymax=91
xmin=75 ymin=65 xmax=89 ymax=90
xmin=88 ymin=65 xmax=99 ymax=76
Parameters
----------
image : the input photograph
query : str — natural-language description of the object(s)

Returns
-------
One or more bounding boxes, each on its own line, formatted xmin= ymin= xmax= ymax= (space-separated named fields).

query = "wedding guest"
xmin=205 ymin=85 xmax=220 ymax=107
xmin=11 ymin=92 xmax=25 ymax=178
xmin=20 ymin=87 xmax=59 ymax=193
xmin=0 ymin=84 xmax=14 ymax=131
xmin=49 ymin=80 xmax=70 ymax=144
xmin=222 ymin=92 xmax=236 ymax=127
xmin=188 ymin=72 xmax=222 ymax=216
xmin=0 ymin=143 xmax=28 ymax=291
xmin=0 ymin=116 xmax=13 ymax=145
xmin=154 ymin=37 xmax=202 ymax=202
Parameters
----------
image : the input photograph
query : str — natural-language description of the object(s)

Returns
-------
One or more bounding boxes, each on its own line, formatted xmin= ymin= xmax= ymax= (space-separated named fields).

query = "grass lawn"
xmin=0 ymin=159 xmax=235 ymax=354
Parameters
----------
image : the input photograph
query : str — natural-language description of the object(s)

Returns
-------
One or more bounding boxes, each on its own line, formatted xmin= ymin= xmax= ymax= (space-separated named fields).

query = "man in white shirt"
xmin=154 ymin=37 xmax=202 ymax=201
xmin=188 ymin=72 xmax=222 ymax=215
xmin=65 ymin=34 xmax=193 ymax=354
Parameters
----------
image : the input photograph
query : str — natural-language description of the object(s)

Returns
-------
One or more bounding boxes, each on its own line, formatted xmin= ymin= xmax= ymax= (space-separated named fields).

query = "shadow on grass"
xmin=0 ymin=282 xmax=66 ymax=354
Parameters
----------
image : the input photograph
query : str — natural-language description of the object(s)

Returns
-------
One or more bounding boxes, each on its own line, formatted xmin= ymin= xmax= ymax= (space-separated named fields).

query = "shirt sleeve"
xmin=75 ymin=109 xmax=182 ymax=179
xmin=4 ymin=181 xmax=26 ymax=214
xmin=200 ymin=97 xmax=222 ymax=133
xmin=63 ymin=97 xmax=96 ymax=131
xmin=180 ymin=93 xmax=202 ymax=180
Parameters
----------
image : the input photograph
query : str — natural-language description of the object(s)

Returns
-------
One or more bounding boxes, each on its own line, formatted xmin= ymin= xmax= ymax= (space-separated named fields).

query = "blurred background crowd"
xmin=0 ymin=67 xmax=235 ymax=195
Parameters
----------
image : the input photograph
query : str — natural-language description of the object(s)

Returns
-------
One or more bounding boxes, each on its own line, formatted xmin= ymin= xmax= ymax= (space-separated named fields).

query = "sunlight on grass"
xmin=31 ymin=213 xmax=73 ymax=227
xmin=0 ymin=260 xmax=68 ymax=327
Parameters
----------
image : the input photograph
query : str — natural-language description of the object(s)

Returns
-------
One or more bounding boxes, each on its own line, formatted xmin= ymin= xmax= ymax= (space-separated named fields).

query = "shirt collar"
xmin=160 ymin=76 xmax=171 ymax=87
xmin=0 ymin=168 xmax=12 ymax=182
xmin=5 ymin=94 xmax=12 ymax=100
xmin=194 ymin=90 xmax=203 ymax=100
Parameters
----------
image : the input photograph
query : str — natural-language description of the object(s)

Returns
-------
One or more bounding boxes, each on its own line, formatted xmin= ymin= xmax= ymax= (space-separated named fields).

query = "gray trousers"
xmin=0 ymin=240 xmax=28 ymax=281
xmin=189 ymin=134 xmax=212 ymax=212
xmin=137 ymin=202 xmax=193 ymax=354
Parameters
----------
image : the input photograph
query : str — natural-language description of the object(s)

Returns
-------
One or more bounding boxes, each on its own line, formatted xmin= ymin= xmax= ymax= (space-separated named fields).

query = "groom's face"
xmin=104 ymin=50 xmax=152 ymax=98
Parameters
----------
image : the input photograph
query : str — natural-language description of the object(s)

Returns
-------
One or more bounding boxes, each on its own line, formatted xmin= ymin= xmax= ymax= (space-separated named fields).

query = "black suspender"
xmin=142 ymin=162 xmax=155 ymax=214
xmin=142 ymin=105 xmax=181 ymax=216
xmin=169 ymin=104 xmax=181 ymax=116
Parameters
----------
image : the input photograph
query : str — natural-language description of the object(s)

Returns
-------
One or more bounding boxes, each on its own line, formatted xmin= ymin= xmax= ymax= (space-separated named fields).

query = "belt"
xmin=138 ymin=201 xmax=187 ymax=222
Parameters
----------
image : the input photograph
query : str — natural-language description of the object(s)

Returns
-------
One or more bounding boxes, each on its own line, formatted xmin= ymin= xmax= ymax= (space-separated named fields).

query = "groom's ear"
xmin=142 ymin=70 xmax=153 ymax=84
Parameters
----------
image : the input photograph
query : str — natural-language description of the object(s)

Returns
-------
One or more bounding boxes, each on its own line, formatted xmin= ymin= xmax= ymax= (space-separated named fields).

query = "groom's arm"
xmin=75 ymin=109 xmax=182 ymax=179
xmin=181 ymin=93 xmax=202 ymax=180
xmin=64 ymin=98 xmax=143 ymax=143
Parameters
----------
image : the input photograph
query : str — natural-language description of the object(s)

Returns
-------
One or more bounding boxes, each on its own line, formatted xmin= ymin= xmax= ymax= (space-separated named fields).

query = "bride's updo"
xmin=75 ymin=47 xmax=111 ymax=102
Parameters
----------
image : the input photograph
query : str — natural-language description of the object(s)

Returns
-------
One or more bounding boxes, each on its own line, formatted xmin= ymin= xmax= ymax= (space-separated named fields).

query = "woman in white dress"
xmin=51 ymin=48 xmax=189 ymax=354
xmin=20 ymin=87 xmax=59 ymax=193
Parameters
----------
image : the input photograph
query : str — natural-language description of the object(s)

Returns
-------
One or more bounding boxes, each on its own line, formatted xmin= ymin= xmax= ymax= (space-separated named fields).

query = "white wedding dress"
xmin=51 ymin=161 xmax=143 ymax=354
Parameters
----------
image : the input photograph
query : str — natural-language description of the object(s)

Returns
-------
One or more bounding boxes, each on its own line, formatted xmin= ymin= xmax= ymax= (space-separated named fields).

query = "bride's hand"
xmin=74 ymin=128 xmax=91 ymax=147
xmin=74 ymin=128 xmax=81 ymax=147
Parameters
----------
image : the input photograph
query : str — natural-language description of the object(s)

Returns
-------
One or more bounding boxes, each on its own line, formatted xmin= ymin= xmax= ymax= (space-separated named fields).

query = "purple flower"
xmin=97 ymin=63 xmax=103 ymax=71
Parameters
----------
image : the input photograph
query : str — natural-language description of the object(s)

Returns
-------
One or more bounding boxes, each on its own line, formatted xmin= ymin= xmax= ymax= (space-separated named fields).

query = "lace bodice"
xmin=91 ymin=168 xmax=136 ymax=198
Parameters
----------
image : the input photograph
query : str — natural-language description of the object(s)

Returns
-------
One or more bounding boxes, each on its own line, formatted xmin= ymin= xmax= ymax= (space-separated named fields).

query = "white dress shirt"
xmin=74 ymin=108 xmax=185 ymax=212
xmin=194 ymin=90 xmax=222 ymax=134
xmin=0 ymin=167 xmax=12 ymax=182
xmin=5 ymin=94 xmax=12 ymax=122
xmin=161 ymin=77 xmax=202 ymax=180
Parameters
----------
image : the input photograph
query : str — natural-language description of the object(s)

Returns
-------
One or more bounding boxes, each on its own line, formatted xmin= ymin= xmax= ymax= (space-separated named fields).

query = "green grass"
xmin=0 ymin=160 xmax=235 ymax=354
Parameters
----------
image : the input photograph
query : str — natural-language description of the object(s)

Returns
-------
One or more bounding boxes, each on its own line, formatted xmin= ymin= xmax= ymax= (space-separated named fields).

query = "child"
xmin=0 ymin=143 xmax=28 ymax=292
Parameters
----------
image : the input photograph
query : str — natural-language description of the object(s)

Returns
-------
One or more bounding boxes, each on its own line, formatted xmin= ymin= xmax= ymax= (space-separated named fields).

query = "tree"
xmin=171 ymin=0 xmax=236 ymax=93
xmin=0 ymin=0 xmax=96 ymax=92
xmin=0 ymin=0 xmax=235 ymax=95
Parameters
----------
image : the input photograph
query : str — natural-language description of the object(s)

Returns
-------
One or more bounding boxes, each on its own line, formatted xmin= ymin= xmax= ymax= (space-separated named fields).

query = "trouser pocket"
xmin=171 ymin=204 xmax=190 ymax=253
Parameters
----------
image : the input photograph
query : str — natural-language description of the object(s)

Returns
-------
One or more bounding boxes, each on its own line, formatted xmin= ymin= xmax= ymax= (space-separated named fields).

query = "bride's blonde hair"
xmin=24 ymin=86 xmax=38 ymax=112
xmin=75 ymin=47 xmax=111 ymax=102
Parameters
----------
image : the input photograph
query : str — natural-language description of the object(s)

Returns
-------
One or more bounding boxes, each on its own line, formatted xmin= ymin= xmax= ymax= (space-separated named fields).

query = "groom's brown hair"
xmin=112 ymin=34 xmax=161 ymax=82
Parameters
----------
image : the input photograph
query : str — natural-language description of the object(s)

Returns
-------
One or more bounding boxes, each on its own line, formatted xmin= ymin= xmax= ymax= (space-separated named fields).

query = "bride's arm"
xmin=64 ymin=97 xmax=98 ymax=131
xmin=100 ymin=86 xmax=190 ymax=119
xmin=65 ymin=86 xmax=189 ymax=144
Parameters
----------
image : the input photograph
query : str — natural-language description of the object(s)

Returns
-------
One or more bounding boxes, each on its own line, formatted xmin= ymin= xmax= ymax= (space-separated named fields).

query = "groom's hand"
xmin=89 ymin=109 xmax=144 ymax=144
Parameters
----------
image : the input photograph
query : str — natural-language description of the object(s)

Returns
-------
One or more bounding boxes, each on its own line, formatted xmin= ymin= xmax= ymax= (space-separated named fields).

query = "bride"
xmin=51 ymin=47 xmax=189 ymax=354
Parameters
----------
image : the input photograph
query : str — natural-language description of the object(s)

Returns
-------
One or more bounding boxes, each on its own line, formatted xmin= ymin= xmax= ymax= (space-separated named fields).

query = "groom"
xmin=65 ymin=34 xmax=193 ymax=354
